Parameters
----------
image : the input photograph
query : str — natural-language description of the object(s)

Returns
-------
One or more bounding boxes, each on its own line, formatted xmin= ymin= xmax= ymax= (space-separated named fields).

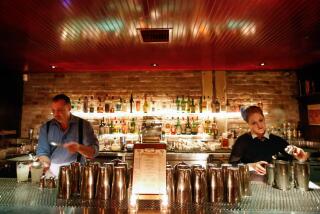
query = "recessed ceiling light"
xmin=151 ymin=63 xmax=158 ymax=67
xmin=260 ymin=62 xmax=265 ymax=66
xmin=51 ymin=65 xmax=56 ymax=69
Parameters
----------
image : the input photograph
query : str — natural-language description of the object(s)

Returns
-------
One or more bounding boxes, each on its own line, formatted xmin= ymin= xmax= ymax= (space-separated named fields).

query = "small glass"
xmin=16 ymin=161 xmax=30 ymax=182
xmin=31 ymin=162 xmax=43 ymax=183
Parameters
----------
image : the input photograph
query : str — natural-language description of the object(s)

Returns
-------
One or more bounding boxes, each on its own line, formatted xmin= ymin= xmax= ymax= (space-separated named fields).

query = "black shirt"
xmin=229 ymin=132 xmax=291 ymax=164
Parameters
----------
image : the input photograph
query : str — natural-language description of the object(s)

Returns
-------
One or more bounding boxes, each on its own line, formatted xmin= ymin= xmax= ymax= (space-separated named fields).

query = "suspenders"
xmin=46 ymin=118 xmax=83 ymax=162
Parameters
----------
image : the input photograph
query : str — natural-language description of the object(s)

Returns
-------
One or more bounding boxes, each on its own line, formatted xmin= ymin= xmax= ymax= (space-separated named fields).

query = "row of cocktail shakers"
xmin=58 ymin=160 xmax=251 ymax=205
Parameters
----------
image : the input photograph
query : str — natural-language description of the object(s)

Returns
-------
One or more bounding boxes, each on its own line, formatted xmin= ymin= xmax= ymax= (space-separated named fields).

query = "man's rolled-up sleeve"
xmin=83 ymin=121 xmax=99 ymax=157
xmin=36 ymin=125 xmax=51 ymax=158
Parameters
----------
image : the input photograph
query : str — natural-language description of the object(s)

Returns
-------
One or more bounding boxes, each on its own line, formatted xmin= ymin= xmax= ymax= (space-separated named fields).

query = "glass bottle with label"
xmin=89 ymin=96 xmax=95 ymax=113
xmin=190 ymin=98 xmax=196 ymax=113
xmin=186 ymin=117 xmax=192 ymax=135
xmin=83 ymin=96 xmax=88 ymax=113
xmin=181 ymin=96 xmax=186 ymax=113
xmin=191 ymin=118 xmax=198 ymax=135
xmin=104 ymin=94 xmax=110 ymax=113
xmin=135 ymin=96 xmax=141 ymax=112
xmin=176 ymin=117 xmax=182 ymax=135
xmin=143 ymin=95 xmax=149 ymax=113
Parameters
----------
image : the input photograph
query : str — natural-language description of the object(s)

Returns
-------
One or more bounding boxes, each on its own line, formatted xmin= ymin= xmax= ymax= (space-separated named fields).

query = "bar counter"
xmin=1 ymin=178 xmax=320 ymax=214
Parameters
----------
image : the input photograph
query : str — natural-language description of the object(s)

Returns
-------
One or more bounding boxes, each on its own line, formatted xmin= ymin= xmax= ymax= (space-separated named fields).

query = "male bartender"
xmin=36 ymin=94 xmax=99 ymax=176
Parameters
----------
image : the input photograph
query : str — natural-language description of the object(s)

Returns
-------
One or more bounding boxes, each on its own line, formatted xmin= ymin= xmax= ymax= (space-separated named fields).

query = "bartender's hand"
xmin=38 ymin=155 xmax=51 ymax=172
xmin=63 ymin=141 xmax=80 ymax=154
xmin=292 ymin=147 xmax=309 ymax=162
xmin=64 ymin=141 xmax=95 ymax=158
xmin=248 ymin=161 xmax=268 ymax=175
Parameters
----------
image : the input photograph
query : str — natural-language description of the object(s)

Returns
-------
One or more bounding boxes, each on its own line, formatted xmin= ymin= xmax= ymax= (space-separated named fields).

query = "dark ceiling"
xmin=1 ymin=0 xmax=320 ymax=72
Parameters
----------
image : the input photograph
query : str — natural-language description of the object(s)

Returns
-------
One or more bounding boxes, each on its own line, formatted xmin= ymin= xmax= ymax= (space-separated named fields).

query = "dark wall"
xmin=0 ymin=71 xmax=23 ymax=137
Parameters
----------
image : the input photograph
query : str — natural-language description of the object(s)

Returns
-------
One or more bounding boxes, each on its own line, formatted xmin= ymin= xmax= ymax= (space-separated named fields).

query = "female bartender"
xmin=229 ymin=105 xmax=308 ymax=175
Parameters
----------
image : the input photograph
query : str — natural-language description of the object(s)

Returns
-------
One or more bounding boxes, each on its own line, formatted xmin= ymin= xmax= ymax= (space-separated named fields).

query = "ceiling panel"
xmin=0 ymin=0 xmax=320 ymax=72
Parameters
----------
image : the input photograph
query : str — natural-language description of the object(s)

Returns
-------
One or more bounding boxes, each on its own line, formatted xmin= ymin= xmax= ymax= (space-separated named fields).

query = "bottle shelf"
xmin=72 ymin=111 xmax=242 ymax=119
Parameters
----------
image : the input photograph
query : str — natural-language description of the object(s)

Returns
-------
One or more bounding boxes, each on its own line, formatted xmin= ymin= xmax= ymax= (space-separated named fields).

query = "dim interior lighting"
xmin=151 ymin=63 xmax=158 ymax=67
xmin=260 ymin=62 xmax=265 ymax=66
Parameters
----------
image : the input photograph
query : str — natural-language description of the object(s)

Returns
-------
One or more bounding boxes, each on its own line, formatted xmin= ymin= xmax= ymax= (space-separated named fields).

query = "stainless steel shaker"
xmin=238 ymin=163 xmax=251 ymax=197
xmin=208 ymin=167 xmax=224 ymax=203
xmin=221 ymin=163 xmax=232 ymax=200
xmin=96 ymin=166 xmax=111 ymax=200
xmin=193 ymin=168 xmax=207 ymax=204
xmin=70 ymin=162 xmax=81 ymax=196
xmin=294 ymin=161 xmax=310 ymax=191
xmin=58 ymin=165 xmax=71 ymax=199
xmin=166 ymin=165 xmax=175 ymax=205
xmin=111 ymin=166 xmax=127 ymax=202
xmin=176 ymin=168 xmax=192 ymax=205
xmin=226 ymin=167 xmax=241 ymax=203
xmin=266 ymin=163 xmax=275 ymax=186
xmin=80 ymin=164 xmax=95 ymax=200
xmin=103 ymin=162 xmax=114 ymax=188
xmin=274 ymin=160 xmax=291 ymax=190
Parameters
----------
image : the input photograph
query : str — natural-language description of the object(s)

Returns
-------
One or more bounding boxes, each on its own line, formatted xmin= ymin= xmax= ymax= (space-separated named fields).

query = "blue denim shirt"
xmin=36 ymin=114 xmax=99 ymax=164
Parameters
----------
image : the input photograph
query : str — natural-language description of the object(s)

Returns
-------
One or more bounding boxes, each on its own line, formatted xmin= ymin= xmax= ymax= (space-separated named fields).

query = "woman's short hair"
xmin=241 ymin=105 xmax=264 ymax=122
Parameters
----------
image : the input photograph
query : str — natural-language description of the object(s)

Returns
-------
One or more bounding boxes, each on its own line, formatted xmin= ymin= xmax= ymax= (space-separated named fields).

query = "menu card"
xmin=132 ymin=143 xmax=166 ymax=196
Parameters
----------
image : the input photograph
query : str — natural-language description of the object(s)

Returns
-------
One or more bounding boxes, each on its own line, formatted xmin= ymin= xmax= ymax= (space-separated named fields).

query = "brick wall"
xmin=21 ymin=70 xmax=299 ymax=137
xmin=21 ymin=71 xmax=203 ymax=137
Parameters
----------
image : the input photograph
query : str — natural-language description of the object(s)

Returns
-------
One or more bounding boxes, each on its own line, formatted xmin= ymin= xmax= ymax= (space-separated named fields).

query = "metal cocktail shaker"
xmin=96 ymin=166 xmax=111 ymax=200
xmin=226 ymin=167 xmax=241 ymax=203
xmin=166 ymin=165 xmax=175 ymax=205
xmin=238 ymin=163 xmax=251 ymax=197
xmin=111 ymin=166 xmax=127 ymax=202
xmin=176 ymin=168 xmax=192 ymax=205
xmin=58 ymin=165 xmax=71 ymax=199
xmin=193 ymin=168 xmax=207 ymax=204
xmin=294 ymin=161 xmax=310 ymax=191
xmin=80 ymin=164 xmax=95 ymax=200
xmin=208 ymin=167 xmax=224 ymax=203
xmin=70 ymin=162 xmax=81 ymax=196
xmin=274 ymin=160 xmax=291 ymax=190
xmin=103 ymin=162 xmax=114 ymax=188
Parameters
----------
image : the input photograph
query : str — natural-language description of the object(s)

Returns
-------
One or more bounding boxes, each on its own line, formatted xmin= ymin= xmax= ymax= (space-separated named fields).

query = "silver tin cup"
xmin=238 ymin=163 xmax=251 ymax=197
xmin=96 ymin=166 xmax=111 ymax=200
xmin=166 ymin=165 xmax=175 ymax=205
xmin=266 ymin=163 xmax=275 ymax=186
xmin=226 ymin=167 xmax=241 ymax=204
xmin=103 ymin=162 xmax=114 ymax=188
xmin=274 ymin=160 xmax=291 ymax=191
xmin=176 ymin=168 xmax=192 ymax=206
xmin=208 ymin=167 xmax=224 ymax=203
xmin=193 ymin=168 xmax=207 ymax=204
xmin=58 ymin=165 xmax=71 ymax=199
xmin=80 ymin=164 xmax=95 ymax=200
xmin=111 ymin=166 xmax=127 ymax=202
xmin=70 ymin=162 xmax=81 ymax=196
xmin=294 ymin=161 xmax=310 ymax=191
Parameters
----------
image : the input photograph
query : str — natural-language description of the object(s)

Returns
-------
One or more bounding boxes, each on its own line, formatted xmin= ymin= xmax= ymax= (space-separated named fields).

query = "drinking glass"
xmin=31 ymin=162 xmax=43 ymax=183
xmin=16 ymin=161 xmax=30 ymax=182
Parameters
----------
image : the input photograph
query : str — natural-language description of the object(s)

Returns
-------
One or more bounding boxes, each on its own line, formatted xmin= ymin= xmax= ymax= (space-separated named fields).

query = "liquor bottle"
xmin=83 ymin=96 xmax=88 ymax=113
xmin=187 ymin=96 xmax=191 ymax=113
xmin=121 ymin=120 xmax=128 ymax=134
xmin=191 ymin=118 xmax=198 ymax=135
xmin=181 ymin=117 xmax=186 ymax=134
xmin=199 ymin=96 xmax=202 ymax=113
xmin=151 ymin=100 xmax=156 ymax=112
xmin=197 ymin=121 xmax=204 ymax=134
xmin=212 ymin=117 xmax=218 ymax=139
xmin=98 ymin=118 xmax=105 ymax=135
xmin=129 ymin=93 xmax=134 ymax=113
xmin=104 ymin=119 xmax=110 ymax=134
xmin=186 ymin=117 xmax=192 ymax=135
xmin=116 ymin=97 xmax=122 ymax=112
xmin=76 ymin=98 xmax=82 ymax=111
xmin=104 ymin=94 xmax=110 ymax=113
xmin=170 ymin=117 xmax=176 ymax=135
xmin=89 ymin=96 xmax=95 ymax=113
xmin=204 ymin=117 xmax=211 ymax=134
xmin=176 ymin=96 xmax=181 ymax=112
xmin=122 ymin=98 xmax=127 ymax=112
xmin=202 ymin=96 xmax=207 ymax=113
xmin=257 ymin=100 xmax=263 ymax=110
xmin=215 ymin=98 xmax=220 ymax=113
xmin=143 ymin=95 xmax=149 ymax=113
xmin=190 ymin=98 xmax=196 ymax=113
xmin=109 ymin=119 xmax=114 ymax=134
xmin=176 ymin=117 xmax=182 ymax=135
xmin=181 ymin=96 xmax=186 ymax=113
xmin=136 ymin=96 xmax=141 ymax=112
xmin=97 ymin=97 xmax=104 ymax=113
xmin=220 ymin=97 xmax=226 ymax=112
xmin=110 ymin=96 xmax=115 ymax=113
xmin=206 ymin=96 xmax=211 ymax=112
xmin=129 ymin=118 xmax=136 ymax=133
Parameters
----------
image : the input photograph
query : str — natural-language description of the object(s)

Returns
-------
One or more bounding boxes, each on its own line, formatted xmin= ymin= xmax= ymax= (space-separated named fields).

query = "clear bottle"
xmin=116 ymin=97 xmax=122 ymax=112
xmin=89 ymin=96 xmax=95 ymax=113
xmin=83 ymin=96 xmax=88 ymax=113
